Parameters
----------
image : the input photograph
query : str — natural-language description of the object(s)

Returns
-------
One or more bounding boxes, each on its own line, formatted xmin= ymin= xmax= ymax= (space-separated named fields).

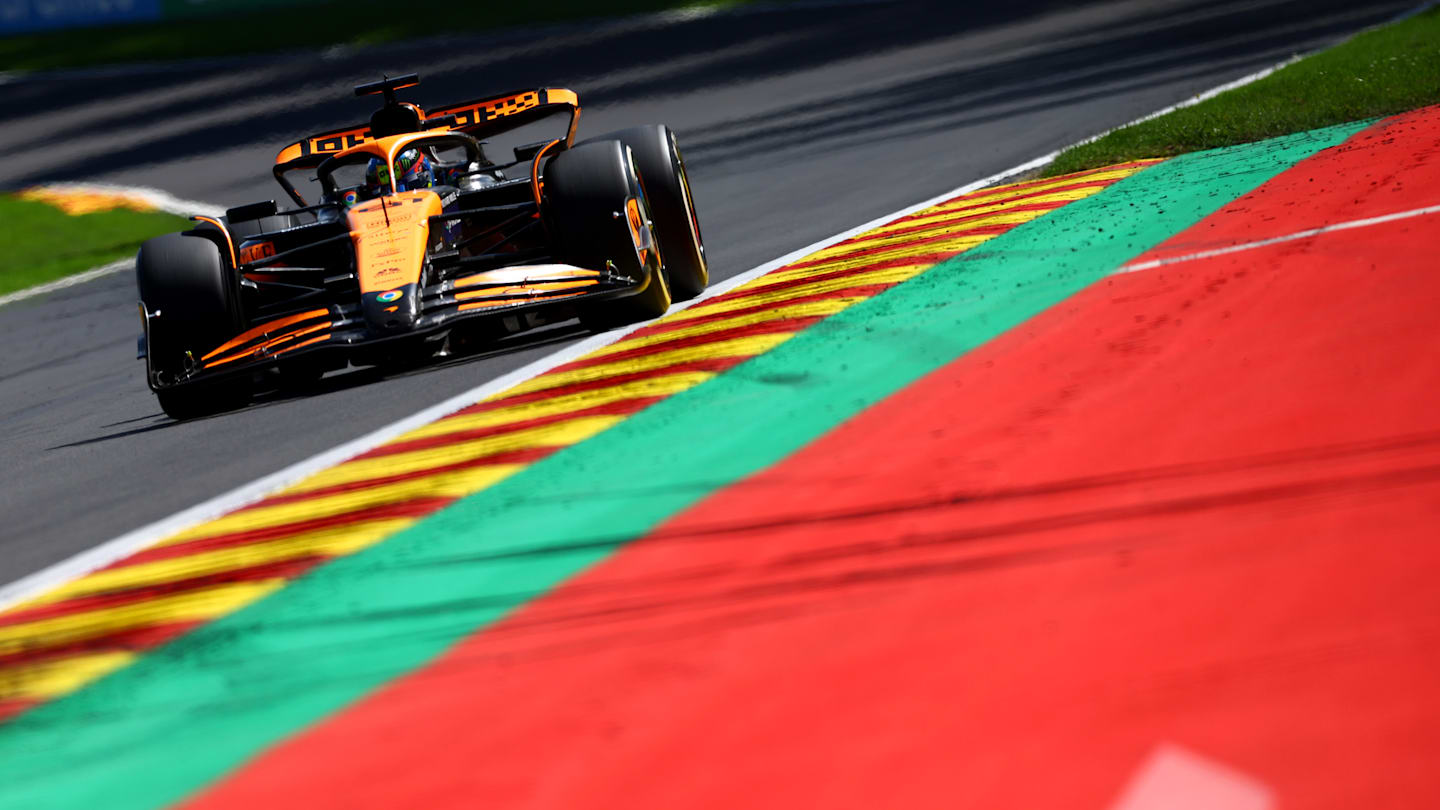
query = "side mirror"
xmin=226 ymin=200 xmax=278 ymax=223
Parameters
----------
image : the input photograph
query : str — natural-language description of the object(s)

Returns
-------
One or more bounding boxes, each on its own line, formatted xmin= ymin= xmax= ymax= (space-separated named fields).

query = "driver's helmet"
xmin=394 ymin=148 xmax=433 ymax=191
xmin=363 ymin=148 xmax=433 ymax=197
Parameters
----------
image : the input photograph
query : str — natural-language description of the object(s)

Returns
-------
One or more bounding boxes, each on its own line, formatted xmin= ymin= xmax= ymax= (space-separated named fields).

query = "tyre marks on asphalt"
xmin=173 ymin=119 xmax=1419 ymax=810
xmin=0 ymin=161 xmax=1157 ymax=724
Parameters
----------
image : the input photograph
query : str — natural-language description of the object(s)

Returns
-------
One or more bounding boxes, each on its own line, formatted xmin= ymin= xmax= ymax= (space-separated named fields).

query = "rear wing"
xmin=272 ymin=87 xmax=581 ymax=206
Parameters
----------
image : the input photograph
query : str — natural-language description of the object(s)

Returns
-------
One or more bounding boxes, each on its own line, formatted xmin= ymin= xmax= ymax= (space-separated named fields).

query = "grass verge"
xmin=0 ymin=0 xmax=741 ymax=73
xmin=1045 ymin=7 xmax=1440 ymax=176
xmin=0 ymin=196 xmax=188 ymax=296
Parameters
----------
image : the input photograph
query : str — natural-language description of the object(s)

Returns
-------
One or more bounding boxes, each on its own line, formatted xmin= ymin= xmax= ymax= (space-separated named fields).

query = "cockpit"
xmin=315 ymin=132 xmax=496 ymax=208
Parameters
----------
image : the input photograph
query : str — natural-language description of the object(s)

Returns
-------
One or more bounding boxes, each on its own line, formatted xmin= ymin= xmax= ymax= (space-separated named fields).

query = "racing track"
xmin=0 ymin=0 xmax=1415 ymax=587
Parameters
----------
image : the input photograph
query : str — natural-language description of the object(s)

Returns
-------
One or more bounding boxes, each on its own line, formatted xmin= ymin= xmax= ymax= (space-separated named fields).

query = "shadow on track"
xmin=45 ymin=319 xmax=592 ymax=450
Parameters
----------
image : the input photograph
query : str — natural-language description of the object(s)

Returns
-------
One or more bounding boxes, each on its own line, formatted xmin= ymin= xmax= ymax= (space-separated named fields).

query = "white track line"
xmin=1 ymin=0 xmax=1430 ymax=611
xmin=0 ymin=155 xmax=1049 ymax=614
xmin=0 ymin=258 xmax=133 ymax=308
xmin=1119 ymin=204 xmax=1440 ymax=273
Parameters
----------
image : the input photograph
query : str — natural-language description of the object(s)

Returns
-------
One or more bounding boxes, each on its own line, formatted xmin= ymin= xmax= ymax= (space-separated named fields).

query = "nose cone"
xmin=363 ymin=284 xmax=420 ymax=334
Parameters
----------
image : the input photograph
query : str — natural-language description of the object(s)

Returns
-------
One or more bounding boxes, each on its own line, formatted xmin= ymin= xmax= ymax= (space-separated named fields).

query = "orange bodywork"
xmin=274 ymin=124 xmax=378 ymax=166
xmin=199 ymin=308 xmax=331 ymax=369
xmin=346 ymin=190 xmax=443 ymax=294
xmin=191 ymin=215 xmax=237 ymax=267
xmin=274 ymin=88 xmax=581 ymax=168
xmin=530 ymin=139 xmax=560 ymax=209
xmin=452 ymin=265 xmax=606 ymax=312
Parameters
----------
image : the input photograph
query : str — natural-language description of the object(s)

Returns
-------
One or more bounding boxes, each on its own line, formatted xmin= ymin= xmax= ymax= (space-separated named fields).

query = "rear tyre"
xmin=581 ymin=125 xmax=707 ymax=300
xmin=544 ymin=140 xmax=669 ymax=330
xmin=136 ymin=231 xmax=249 ymax=419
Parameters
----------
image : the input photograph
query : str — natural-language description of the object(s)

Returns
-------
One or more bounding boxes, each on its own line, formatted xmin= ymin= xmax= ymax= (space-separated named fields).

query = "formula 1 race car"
xmin=136 ymin=74 xmax=706 ymax=419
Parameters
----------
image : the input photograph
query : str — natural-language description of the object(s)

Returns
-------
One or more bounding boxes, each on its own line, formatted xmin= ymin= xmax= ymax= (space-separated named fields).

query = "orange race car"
xmin=136 ymin=74 xmax=706 ymax=419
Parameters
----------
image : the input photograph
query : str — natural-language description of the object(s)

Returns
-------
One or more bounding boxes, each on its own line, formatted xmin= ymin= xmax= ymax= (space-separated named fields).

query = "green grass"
xmin=0 ymin=0 xmax=742 ymax=73
xmin=1045 ymin=7 xmax=1440 ymax=176
xmin=0 ymin=196 xmax=189 ymax=296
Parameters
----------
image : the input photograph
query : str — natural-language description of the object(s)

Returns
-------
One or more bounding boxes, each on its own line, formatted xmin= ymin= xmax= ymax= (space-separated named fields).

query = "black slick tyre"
xmin=580 ymin=125 xmax=707 ymax=300
xmin=136 ymin=231 xmax=249 ymax=419
xmin=544 ymin=140 xmax=670 ymax=329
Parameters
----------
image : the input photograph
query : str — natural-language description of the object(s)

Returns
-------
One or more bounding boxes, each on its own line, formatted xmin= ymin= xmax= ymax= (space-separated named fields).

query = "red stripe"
xmin=0 ymin=554 xmax=329 ymax=631
xmin=358 ymin=398 xmax=664 ymax=460
xmin=0 ymin=620 xmax=203 ymax=671
xmin=460 ymin=356 xmax=750 ymax=415
xmin=628 ymin=283 xmax=902 ymax=340
xmin=556 ymin=316 xmax=820 ymax=374
xmin=868 ymin=199 xmax=1070 ymax=241
xmin=888 ymin=178 xmax=1118 ymax=225
xmin=784 ymin=223 xmax=1013 ymax=271
xmin=677 ymin=256 xmax=948 ymax=318
xmin=108 ymin=498 xmax=456 ymax=570
xmin=1003 ymin=159 xmax=1156 ymax=189
xmin=0 ymin=699 xmax=39 ymax=725
xmin=257 ymin=447 xmax=559 ymax=506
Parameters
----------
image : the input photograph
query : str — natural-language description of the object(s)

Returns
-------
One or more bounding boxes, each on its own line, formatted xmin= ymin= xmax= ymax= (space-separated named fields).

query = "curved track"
xmin=0 ymin=0 xmax=1412 ymax=584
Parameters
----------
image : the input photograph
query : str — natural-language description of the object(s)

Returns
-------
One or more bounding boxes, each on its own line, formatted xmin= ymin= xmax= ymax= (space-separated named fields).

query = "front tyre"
xmin=544 ymin=140 xmax=670 ymax=329
xmin=581 ymin=125 xmax=707 ymax=300
xmin=136 ymin=231 xmax=249 ymax=419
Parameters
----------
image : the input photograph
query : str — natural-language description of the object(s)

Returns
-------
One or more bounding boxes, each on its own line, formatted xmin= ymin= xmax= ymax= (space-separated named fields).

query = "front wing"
xmin=144 ymin=263 xmax=643 ymax=390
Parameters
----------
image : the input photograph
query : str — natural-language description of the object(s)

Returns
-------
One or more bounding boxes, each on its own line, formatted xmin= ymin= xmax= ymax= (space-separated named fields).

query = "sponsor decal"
xmin=442 ymin=92 xmax=541 ymax=128
xmin=377 ymin=290 xmax=404 ymax=303
xmin=237 ymin=240 xmax=276 ymax=264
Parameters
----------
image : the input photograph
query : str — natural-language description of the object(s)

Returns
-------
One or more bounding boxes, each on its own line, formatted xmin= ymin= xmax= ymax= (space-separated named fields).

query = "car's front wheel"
xmin=136 ymin=231 xmax=250 ymax=419
xmin=582 ymin=125 xmax=707 ymax=300
xmin=544 ymin=139 xmax=670 ymax=330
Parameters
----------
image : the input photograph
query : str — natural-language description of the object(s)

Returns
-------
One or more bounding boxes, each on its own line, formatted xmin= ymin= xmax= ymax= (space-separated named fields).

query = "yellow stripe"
xmin=23 ymin=519 xmax=416 ymax=609
xmin=782 ymin=235 xmax=996 ymax=277
xmin=582 ymin=298 xmax=855 ymax=361
xmin=0 ymin=580 xmax=283 ymax=658
xmin=157 ymin=459 xmax=534 ymax=546
xmin=802 ymin=210 xmax=1045 ymax=262
xmin=498 ymin=333 xmax=794 ymax=399
xmin=863 ymin=187 xmax=1106 ymax=238
xmin=407 ymin=371 xmax=716 ymax=442
xmin=668 ymin=267 xmax=927 ymax=325
xmin=284 ymin=418 xmax=611 ymax=496
xmin=930 ymin=164 xmax=1152 ymax=213
xmin=733 ymin=259 xmax=931 ymax=293
xmin=0 ymin=651 xmax=135 ymax=701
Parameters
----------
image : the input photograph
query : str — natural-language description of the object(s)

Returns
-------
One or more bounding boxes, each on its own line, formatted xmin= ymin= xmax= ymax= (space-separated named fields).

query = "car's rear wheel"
xmin=136 ymin=231 xmax=250 ymax=419
xmin=544 ymin=140 xmax=670 ymax=330
xmin=581 ymin=125 xmax=707 ymax=300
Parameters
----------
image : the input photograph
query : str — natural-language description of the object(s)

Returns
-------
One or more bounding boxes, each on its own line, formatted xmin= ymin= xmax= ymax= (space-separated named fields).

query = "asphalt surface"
xmin=0 ymin=0 xmax=1414 ymax=585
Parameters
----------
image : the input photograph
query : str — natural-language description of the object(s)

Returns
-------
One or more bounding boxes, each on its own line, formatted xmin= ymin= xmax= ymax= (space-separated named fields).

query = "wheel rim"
xmin=628 ymin=147 xmax=670 ymax=305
